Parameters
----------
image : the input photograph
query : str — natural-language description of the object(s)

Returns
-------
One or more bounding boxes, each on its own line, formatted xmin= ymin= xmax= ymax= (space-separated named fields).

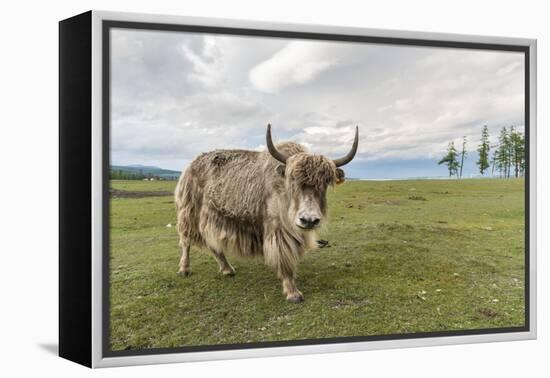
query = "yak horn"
xmin=266 ymin=124 xmax=288 ymax=164
xmin=332 ymin=126 xmax=359 ymax=167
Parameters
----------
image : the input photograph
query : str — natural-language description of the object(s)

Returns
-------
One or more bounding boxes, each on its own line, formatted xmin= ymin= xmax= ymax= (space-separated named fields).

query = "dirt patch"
xmin=408 ymin=195 xmax=427 ymax=201
xmin=478 ymin=308 xmax=498 ymax=318
xmin=369 ymin=198 xmax=401 ymax=206
xmin=345 ymin=203 xmax=366 ymax=209
xmin=110 ymin=188 xmax=173 ymax=199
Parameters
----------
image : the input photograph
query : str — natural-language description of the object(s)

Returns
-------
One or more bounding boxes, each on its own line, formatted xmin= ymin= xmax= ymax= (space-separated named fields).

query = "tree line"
xmin=110 ymin=169 xmax=170 ymax=181
xmin=438 ymin=125 xmax=525 ymax=179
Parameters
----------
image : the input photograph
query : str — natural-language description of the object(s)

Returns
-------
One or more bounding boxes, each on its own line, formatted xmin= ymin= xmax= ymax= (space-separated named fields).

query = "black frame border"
xmin=59 ymin=10 xmax=93 ymax=367
xmin=101 ymin=20 xmax=531 ymax=359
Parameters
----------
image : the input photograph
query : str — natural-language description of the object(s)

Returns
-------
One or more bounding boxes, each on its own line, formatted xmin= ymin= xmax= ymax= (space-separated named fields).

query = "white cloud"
xmin=249 ymin=41 xmax=345 ymax=93
xmin=180 ymin=36 xmax=225 ymax=87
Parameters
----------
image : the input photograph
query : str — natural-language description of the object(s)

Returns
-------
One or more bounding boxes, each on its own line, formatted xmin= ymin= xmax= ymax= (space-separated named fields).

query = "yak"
xmin=175 ymin=124 xmax=358 ymax=302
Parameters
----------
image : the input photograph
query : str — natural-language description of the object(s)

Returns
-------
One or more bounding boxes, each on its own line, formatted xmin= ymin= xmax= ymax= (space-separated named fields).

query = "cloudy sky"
xmin=110 ymin=28 xmax=525 ymax=179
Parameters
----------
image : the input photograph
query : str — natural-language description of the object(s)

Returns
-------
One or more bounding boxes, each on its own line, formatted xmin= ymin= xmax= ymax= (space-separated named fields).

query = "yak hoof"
xmin=286 ymin=292 xmax=304 ymax=303
xmin=221 ymin=267 xmax=236 ymax=277
xmin=177 ymin=270 xmax=191 ymax=277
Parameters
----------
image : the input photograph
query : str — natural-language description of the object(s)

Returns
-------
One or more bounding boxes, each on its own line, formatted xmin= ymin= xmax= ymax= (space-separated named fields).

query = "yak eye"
xmin=276 ymin=165 xmax=285 ymax=177
xmin=335 ymin=168 xmax=345 ymax=184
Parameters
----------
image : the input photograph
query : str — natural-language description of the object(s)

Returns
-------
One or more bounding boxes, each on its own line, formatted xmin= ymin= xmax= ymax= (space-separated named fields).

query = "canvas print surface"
xmin=107 ymin=26 xmax=527 ymax=353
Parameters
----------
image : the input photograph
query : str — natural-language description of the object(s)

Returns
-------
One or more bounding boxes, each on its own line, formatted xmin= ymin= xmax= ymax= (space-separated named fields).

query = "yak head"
xmin=266 ymin=124 xmax=358 ymax=231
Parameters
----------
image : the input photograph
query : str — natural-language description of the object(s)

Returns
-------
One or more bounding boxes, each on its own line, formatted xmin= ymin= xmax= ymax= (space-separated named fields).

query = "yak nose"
xmin=299 ymin=216 xmax=320 ymax=229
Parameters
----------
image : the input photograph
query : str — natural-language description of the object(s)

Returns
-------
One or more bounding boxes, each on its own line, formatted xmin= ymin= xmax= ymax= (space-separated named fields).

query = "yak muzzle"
xmin=297 ymin=216 xmax=321 ymax=230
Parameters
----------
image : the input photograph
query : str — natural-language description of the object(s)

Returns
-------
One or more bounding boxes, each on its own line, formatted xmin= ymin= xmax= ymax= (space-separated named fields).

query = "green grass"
xmin=110 ymin=179 xmax=176 ymax=192
xmin=109 ymin=178 xmax=526 ymax=351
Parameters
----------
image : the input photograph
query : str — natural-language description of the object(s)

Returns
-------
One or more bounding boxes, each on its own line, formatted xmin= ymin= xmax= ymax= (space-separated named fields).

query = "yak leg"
xmin=177 ymin=243 xmax=191 ymax=276
xmin=264 ymin=231 xmax=304 ymax=303
xmin=278 ymin=262 xmax=303 ymax=303
xmin=210 ymin=248 xmax=236 ymax=276
xmin=282 ymin=276 xmax=303 ymax=303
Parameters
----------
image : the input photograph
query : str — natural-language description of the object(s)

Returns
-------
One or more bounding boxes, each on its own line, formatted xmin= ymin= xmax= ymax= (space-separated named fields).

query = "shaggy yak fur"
xmin=175 ymin=126 xmax=356 ymax=303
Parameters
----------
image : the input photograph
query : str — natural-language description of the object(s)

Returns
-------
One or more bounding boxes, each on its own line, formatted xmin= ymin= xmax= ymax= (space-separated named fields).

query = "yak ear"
xmin=335 ymin=168 xmax=345 ymax=184
xmin=276 ymin=165 xmax=286 ymax=177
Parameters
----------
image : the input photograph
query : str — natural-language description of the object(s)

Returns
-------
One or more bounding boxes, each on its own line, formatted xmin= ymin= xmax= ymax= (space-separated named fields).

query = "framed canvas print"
xmin=59 ymin=10 xmax=537 ymax=368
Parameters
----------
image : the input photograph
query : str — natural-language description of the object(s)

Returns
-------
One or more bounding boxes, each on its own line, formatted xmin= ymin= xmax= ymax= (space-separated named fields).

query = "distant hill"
xmin=111 ymin=165 xmax=181 ymax=180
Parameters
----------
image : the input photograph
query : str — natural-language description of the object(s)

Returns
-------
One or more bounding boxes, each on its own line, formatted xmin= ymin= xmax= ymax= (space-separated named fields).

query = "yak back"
xmin=189 ymin=143 xmax=306 ymax=225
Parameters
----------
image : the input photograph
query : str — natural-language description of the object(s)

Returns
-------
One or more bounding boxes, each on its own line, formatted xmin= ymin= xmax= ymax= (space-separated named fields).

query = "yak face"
xmin=285 ymin=154 xmax=336 ymax=230
xmin=266 ymin=124 xmax=358 ymax=232
xmin=295 ymin=187 xmax=323 ymax=230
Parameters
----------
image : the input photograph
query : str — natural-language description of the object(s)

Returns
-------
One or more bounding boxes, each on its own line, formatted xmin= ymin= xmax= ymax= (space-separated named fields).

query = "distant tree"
xmin=494 ymin=127 xmax=510 ymax=178
xmin=476 ymin=125 xmax=491 ymax=175
xmin=509 ymin=127 xmax=525 ymax=177
xmin=438 ymin=141 xmax=460 ymax=178
xmin=519 ymin=132 xmax=526 ymax=176
xmin=110 ymin=169 xmax=147 ymax=180
xmin=459 ymin=136 xmax=467 ymax=178
xmin=491 ymin=144 xmax=498 ymax=176
xmin=505 ymin=127 xmax=515 ymax=177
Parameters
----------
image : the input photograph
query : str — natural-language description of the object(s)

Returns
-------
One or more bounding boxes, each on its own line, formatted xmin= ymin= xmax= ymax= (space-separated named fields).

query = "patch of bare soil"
xmin=110 ymin=188 xmax=173 ymax=199
xmin=478 ymin=308 xmax=498 ymax=318
xmin=368 ymin=198 xmax=402 ymax=206
xmin=408 ymin=195 xmax=427 ymax=201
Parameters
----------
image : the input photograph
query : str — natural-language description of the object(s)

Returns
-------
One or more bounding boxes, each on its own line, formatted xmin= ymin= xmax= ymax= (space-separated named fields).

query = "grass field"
xmin=109 ymin=178 xmax=525 ymax=351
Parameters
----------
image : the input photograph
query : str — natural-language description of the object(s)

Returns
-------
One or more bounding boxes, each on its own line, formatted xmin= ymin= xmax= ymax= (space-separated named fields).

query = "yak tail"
xmin=174 ymin=170 xmax=188 ymax=210
xmin=175 ymin=169 xmax=202 ymax=247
